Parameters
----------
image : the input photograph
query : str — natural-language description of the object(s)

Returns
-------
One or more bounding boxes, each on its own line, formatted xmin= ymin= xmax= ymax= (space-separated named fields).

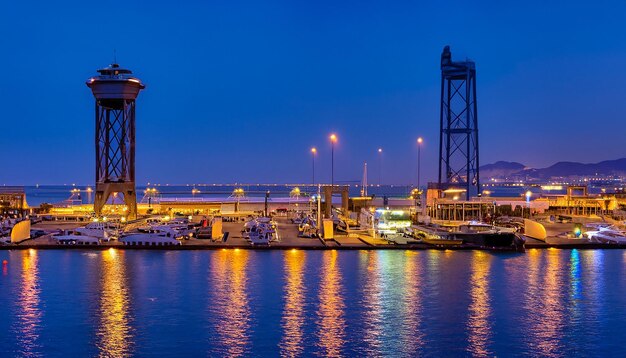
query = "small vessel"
xmin=298 ymin=216 xmax=319 ymax=238
xmin=291 ymin=211 xmax=307 ymax=225
xmin=75 ymin=222 xmax=118 ymax=241
xmin=416 ymin=221 xmax=524 ymax=251
xmin=242 ymin=217 xmax=277 ymax=245
xmin=248 ymin=225 xmax=271 ymax=245
xmin=120 ymin=227 xmax=182 ymax=246
xmin=452 ymin=221 xmax=525 ymax=251
xmin=54 ymin=233 xmax=100 ymax=245
xmin=410 ymin=226 xmax=464 ymax=247
xmin=584 ymin=226 xmax=626 ymax=244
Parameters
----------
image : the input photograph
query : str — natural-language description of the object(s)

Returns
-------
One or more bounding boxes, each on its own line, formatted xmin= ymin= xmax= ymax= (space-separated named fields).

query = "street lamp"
xmin=417 ymin=137 xmax=423 ymax=190
xmin=330 ymin=134 xmax=337 ymax=187
xmin=311 ymin=147 xmax=317 ymax=185
xmin=377 ymin=148 xmax=383 ymax=186
xmin=525 ymin=190 xmax=532 ymax=218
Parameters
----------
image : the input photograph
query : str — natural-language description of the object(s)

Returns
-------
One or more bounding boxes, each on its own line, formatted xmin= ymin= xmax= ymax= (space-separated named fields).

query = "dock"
xmin=3 ymin=216 xmax=626 ymax=251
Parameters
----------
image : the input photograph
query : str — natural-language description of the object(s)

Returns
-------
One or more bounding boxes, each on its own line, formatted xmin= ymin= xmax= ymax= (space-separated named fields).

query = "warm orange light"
xmin=417 ymin=137 xmax=423 ymax=144
xmin=99 ymin=245 xmax=131 ymax=357
xmin=329 ymin=134 xmax=337 ymax=143
xmin=311 ymin=147 xmax=317 ymax=154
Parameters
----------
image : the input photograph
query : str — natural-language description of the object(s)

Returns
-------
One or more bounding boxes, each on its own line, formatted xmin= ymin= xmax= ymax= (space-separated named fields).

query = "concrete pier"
xmin=4 ymin=216 xmax=626 ymax=251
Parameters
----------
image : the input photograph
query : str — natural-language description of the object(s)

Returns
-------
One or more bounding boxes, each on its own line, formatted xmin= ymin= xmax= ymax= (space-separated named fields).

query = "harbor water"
xmin=19 ymin=184 xmax=599 ymax=207
xmin=1 ymin=249 xmax=625 ymax=356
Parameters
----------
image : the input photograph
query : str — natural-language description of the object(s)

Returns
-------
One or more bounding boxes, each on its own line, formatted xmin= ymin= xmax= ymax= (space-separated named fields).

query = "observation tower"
xmin=86 ymin=64 xmax=145 ymax=219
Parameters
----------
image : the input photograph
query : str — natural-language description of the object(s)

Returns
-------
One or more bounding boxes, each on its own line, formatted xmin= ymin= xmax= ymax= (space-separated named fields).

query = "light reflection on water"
xmin=316 ymin=250 xmax=346 ymax=357
xmin=526 ymin=248 xmax=565 ymax=357
xmin=14 ymin=249 xmax=42 ymax=356
xmin=208 ymin=249 xmax=251 ymax=356
xmin=97 ymin=248 xmax=133 ymax=357
xmin=401 ymin=251 xmax=424 ymax=354
xmin=569 ymin=249 xmax=581 ymax=301
xmin=360 ymin=251 xmax=383 ymax=353
xmin=280 ymin=250 xmax=306 ymax=357
xmin=1 ymin=249 xmax=626 ymax=356
xmin=467 ymin=251 xmax=492 ymax=356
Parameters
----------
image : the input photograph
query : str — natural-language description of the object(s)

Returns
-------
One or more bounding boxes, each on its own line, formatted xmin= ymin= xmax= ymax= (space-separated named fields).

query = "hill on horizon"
xmin=480 ymin=158 xmax=626 ymax=180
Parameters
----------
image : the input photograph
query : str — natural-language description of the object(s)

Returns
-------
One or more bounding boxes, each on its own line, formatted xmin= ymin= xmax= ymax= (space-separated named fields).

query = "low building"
xmin=0 ymin=186 xmax=29 ymax=217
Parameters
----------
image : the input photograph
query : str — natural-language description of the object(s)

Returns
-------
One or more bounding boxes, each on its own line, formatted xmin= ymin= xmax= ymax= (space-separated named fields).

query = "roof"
xmin=0 ymin=186 xmax=25 ymax=194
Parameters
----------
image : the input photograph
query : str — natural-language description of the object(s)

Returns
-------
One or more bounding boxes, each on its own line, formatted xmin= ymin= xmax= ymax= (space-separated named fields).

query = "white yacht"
xmin=75 ymin=222 xmax=118 ymax=241
xmin=54 ymin=233 xmax=100 ymax=245
xmin=584 ymin=226 xmax=626 ymax=244
xmin=242 ymin=217 xmax=277 ymax=245
xmin=248 ymin=225 xmax=271 ymax=245
xmin=458 ymin=221 xmax=518 ymax=234
xmin=120 ymin=227 xmax=182 ymax=246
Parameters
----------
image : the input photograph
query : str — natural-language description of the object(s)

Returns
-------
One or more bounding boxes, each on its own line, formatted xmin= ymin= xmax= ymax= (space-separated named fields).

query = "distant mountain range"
xmin=480 ymin=158 xmax=626 ymax=180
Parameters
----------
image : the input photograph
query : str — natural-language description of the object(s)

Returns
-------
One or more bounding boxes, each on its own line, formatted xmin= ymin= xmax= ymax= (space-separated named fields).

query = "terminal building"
xmin=0 ymin=187 xmax=29 ymax=217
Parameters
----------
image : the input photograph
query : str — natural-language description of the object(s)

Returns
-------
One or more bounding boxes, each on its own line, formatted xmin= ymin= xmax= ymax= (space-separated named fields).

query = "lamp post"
xmin=330 ymin=134 xmax=337 ymax=187
xmin=311 ymin=147 xmax=317 ymax=185
xmin=378 ymin=148 xmax=383 ymax=185
xmin=525 ymin=190 xmax=532 ymax=218
xmin=417 ymin=137 xmax=423 ymax=190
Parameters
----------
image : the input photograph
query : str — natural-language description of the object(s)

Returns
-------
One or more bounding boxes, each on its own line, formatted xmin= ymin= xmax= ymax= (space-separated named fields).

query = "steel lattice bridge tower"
xmin=438 ymin=46 xmax=480 ymax=200
xmin=87 ymin=64 xmax=145 ymax=219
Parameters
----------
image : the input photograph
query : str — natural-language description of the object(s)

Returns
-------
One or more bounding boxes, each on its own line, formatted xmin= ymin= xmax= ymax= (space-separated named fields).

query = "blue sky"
xmin=1 ymin=1 xmax=626 ymax=185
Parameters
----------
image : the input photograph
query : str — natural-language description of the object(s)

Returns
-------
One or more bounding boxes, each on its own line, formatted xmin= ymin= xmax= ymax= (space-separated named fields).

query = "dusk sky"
xmin=1 ymin=1 xmax=626 ymax=185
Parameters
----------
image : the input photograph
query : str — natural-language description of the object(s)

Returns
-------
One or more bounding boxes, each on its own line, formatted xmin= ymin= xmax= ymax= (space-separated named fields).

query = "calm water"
xmin=22 ymin=184 xmax=595 ymax=206
xmin=0 ymin=249 xmax=625 ymax=357
xmin=23 ymin=185 xmax=416 ymax=207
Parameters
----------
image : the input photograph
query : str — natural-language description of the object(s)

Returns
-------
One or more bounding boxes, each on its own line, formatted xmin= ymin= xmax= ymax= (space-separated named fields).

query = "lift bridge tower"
xmin=87 ymin=64 xmax=145 ymax=219
xmin=438 ymin=46 xmax=480 ymax=200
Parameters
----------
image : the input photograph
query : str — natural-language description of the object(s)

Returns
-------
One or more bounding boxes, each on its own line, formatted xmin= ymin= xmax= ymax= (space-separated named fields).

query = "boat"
xmin=451 ymin=221 xmax=525 ymax=251
xmin=410 ymin=226 xmax=464 ymax=247
xmin=120 ymin=227 xmax=182 ymax=246
xmin=584 ymin=226 xmax=626 ymax=244
xmin=248 ymin=225 xmax=271 ymax=245
xmin=53 ymin=233 xmax=100 ymax=245
xmin=242 ymin=217 xmax=278 ymax=245
xmin=298 ymin=216 xmax=319 ymax=238
xmin=291 ymin=211 xmax=306 ymax=225
xmin=75 ymin=222 xmax=118 ymax=241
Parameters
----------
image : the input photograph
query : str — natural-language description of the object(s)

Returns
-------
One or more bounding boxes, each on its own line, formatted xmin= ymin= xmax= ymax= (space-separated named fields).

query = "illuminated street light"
xmin=417 ymin=137 xmax=423 ymax=191
xmin=525 ymin=190 xmax=532 ymax=218
xmin=233 ymin=187 xmax=245 ymax=198
xmin=378 ymin=148 xmax=383 ymax=185
xmin=330 ymin=136 xmax=336 ymax=188
xmin=311 ymin=147 xmax=317 ymax=185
